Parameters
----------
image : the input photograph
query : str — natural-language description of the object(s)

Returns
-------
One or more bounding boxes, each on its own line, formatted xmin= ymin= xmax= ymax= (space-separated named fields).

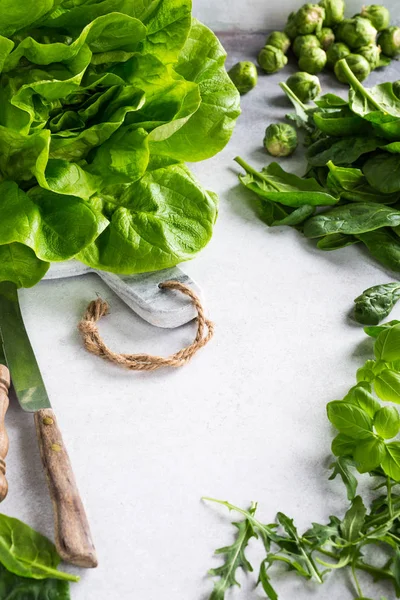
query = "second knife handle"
xmin=34 ymin=408 xmax=97 ymax=568
xmin=0 ymin=366 xmax=9 ymax=502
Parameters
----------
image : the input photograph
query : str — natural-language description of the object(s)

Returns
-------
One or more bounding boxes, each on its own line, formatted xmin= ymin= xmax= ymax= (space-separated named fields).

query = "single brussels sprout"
xmin=360 ymin=5 xmax=390 ymax=32
xmin=286 ymin=72 xmax=321 ymax=102
xmin=358 ymin=43 xmax=381 ymax=68
xmin=263 ymin=123 xmax=298 ymax=157
xmin=334 ymin=54 xmax=371 ymax=82
xmin=326 ymin=41 xmax=351 ymax=67
xmin=336 ymin=17 xmax=378 ymax=49
xmin=377 ymin=26 xmax=400 ymax=57
xmin=298 ymin=46 xmax=327 ymax=73
xmin=228 ymin=61 xmax=258 ymax=94
xmin=258 ymin=45 xmax=288 ymax=73
xmin=319 ymin=0 xmax=345 ymax=26
xmin=296 ymin=4 xmax=325 ymax=35
xmin=317 ymin=27 xmax=335 ymax=49
xmin=293 ymin=34 xmax=321 ymax=57
xmin=266 ymin=31 xmax=291 ymax=54
xmin=285 ymin=11 xmax=298 ymax=40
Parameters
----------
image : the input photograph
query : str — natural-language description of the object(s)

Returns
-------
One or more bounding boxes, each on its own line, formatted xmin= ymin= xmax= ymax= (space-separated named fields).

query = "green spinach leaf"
xmin=354 ymin=283 xmax=400 ymax=325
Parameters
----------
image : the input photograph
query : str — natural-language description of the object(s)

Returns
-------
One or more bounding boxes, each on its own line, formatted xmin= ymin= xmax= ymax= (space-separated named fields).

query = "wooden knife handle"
xmin=0 ymin=366 xmax=9 ymax=502
xmin=34 ymin=408 xmax=97 ymax=568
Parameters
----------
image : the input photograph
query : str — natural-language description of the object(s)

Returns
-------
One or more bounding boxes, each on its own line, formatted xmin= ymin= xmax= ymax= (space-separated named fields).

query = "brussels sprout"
xmin=317 ymin=27 xmax=335 ymax=49
xmin=293 ymin=34 xmax=321 ymax=57
xmin=360 ymin=5 xmax=390 ymax=32
xmin=266 ymin=31 xmax=291 ymax=54
xmin=326 ymin=41 xmax=351 ymax=67
xmin=336 ymin=17 xmax=378 ymax=49
xmin=258 ymin=45 xmax=288 ymax=73
xmin=228 ymin=61 xmax=258 ymax=94
xmin=286 ymin=72 xmax=321 ymax=103
xmin=263 ymin=123 xmax=298 ymax=157
xmin=319 ymin=0 xmax=345 ymax=26
xmin=358 ymin=43 xmax=381 ymax=68
xmin=378 ymin=26 xmax=400 ymax=57
xmin=285 ymin=11 xmax=298 ymax=40
xmin=296 ymin=4 xmax=325 ymax=35
xmin=298 ymin=47 xmax=327 ymax=73
xmin=334 ymin=54 xmax=371 ymax=82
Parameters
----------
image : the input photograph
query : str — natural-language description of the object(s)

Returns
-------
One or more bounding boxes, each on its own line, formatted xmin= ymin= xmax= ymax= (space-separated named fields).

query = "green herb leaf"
xmin=381 ymin=442 xmax=400 ymax=480
xmin=343 ymin=384 xmax=380 ymax=418
xmin=340 ymin=496 xmax=366 ymax=543
xmin=365 ymin=321 xmax=400 ymax=338
xmin=257 ymin=560 xmax=278 ymax=600
xmin=374 ymin=407 xmax=400 ymax=439
xmin=329 ymin=456 xmax=358 ymax=500
xmin=327 ymin=401 xmax=374 ymax=439
xmin=0 ymin=514 xmax=78 ymax=581
xmin=374 ymin=325 xmax=400 ymax=362
xmin=354 ymin=435 xmax=386 ymax=473
xmin=354 ymin=284 xmax=400 ymax=325
xmin=374 ymin=369 xmax=400 ymax=404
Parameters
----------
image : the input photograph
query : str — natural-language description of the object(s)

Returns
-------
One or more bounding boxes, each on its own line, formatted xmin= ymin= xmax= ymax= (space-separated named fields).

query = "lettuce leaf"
xmin=0 ymin=1 xmax=240 ymax=286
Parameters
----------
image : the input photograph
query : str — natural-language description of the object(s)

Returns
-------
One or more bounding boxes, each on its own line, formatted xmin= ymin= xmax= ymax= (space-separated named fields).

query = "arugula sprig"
xmin=205 ymin=321 xmax=400 ymax=599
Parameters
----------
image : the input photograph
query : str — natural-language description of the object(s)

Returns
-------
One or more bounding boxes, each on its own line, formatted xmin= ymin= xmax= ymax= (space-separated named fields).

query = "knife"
xmin=0 ymin=339 xmax=9 ymax=501
xmin=0 ymin=281 xmax=97 ymax=568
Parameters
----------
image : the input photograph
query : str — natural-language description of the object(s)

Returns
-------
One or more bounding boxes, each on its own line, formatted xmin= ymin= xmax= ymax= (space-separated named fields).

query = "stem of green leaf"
xmin=233 ymin=157 xmax=282 ymax=192
xmin=279 ymin=82 xmax=308 ymax=112
xmin=352 ymin=560 xmax=363 ymax=598
xmin=387 ymin=477 xmax=393 ymax=519
xmin=337 ymin=59 xmax=383 ymax=112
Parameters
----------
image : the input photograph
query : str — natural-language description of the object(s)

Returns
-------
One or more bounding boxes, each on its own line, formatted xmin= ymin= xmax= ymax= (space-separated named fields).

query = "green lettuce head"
xmin=258 ymin=45 xmax=288 ymax=73
xmin=286 ymin=72 xmax=321 ymax=103
xmin=335 ymin=54 xmax=371 ymax=82
xmin=319 ymin=0 xmax=345 ymax=26
xmin=378 ymin=26 xmax=400 ymax=57
xmin=0 ymin=0 xmax=241 ymax=288
xmin=360 ymin=5 xmax=390 ymax=32
xmin=263 ymin=123 xmax=298 ymax=157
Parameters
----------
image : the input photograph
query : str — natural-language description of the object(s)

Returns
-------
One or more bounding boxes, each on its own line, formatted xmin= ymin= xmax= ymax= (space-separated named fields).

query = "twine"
xmin=78 ymin=281 xmax=214 ymax=371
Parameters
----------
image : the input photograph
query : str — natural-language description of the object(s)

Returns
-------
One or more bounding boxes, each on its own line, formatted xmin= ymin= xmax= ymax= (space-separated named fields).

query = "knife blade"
xmin=0 ymin=281 xmax=97 ymax=568
xmin=0 ymin=335 xmax=10 ymax=501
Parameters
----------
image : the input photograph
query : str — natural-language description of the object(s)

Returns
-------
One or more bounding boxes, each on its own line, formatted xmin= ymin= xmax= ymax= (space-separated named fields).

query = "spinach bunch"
xmin=204 ymin=320 xmax=400 ymax=600
xmin=0 ymin=0 xmax=240 ymax=288
xmin=236 ymin=59 xmax=400 ymax=275
xmin=0 ymin=512 xmax=78 ymax=598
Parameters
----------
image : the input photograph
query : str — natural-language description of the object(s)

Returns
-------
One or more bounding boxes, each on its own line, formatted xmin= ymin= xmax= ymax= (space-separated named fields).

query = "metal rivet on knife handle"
xmin=34 ymin=408 xmax=98 ymax=568
xmin=0 ymin=366 xmax=9 ymax=502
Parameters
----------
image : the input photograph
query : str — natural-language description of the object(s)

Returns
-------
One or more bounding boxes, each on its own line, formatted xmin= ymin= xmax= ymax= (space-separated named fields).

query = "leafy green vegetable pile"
xmin=236 ymin=60 xmax=400 ymax=274
xmin=204 ymin=320 xmax=400 ymax=600
xmin=0 ymin=512 xmax=78 ymax=598
xmin=0 ymin=0 xmax=240 ymax=288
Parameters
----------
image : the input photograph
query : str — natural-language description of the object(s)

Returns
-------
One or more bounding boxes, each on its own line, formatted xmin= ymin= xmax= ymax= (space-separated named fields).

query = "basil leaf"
xmin=374 ymin=324 xmax=400 ymax=362
xmin=353 ymin=436 xmax=386 ymax=473
xmin=365 ymin=321 xmax=400 ymax=338
xmin=354 ymin=284 xmax=400 ymax=326
xmin=374 ymin=369 xmax=400 ymax=404
xmin=327 ymin=401 xmax=373 ymax=439
xmin=343 ymin=384 xmax=380 ymax=418
xmin=374 ymin=407 xmax=400 ymax=439
xmin=381 ymin=442 xmax=400 ymax=480
xmin=304 ymin=204 xmax=400 ymax=239
xmin=340 ymin=496 xmax=366 ymax=542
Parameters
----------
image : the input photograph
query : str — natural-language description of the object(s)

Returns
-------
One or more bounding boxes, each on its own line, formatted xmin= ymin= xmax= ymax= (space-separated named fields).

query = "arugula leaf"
xmin=329 ymin=456 xmax=358 ymax=500
xmin=354 ymin=284 xmax=400 ymax=326
xmin=341 ymin=496 xmax=366 ymax=543
xmin=208 ymin=505 xmax=257 ymax=600
xmin=257 ymin=560 xmax=278 ymax=600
